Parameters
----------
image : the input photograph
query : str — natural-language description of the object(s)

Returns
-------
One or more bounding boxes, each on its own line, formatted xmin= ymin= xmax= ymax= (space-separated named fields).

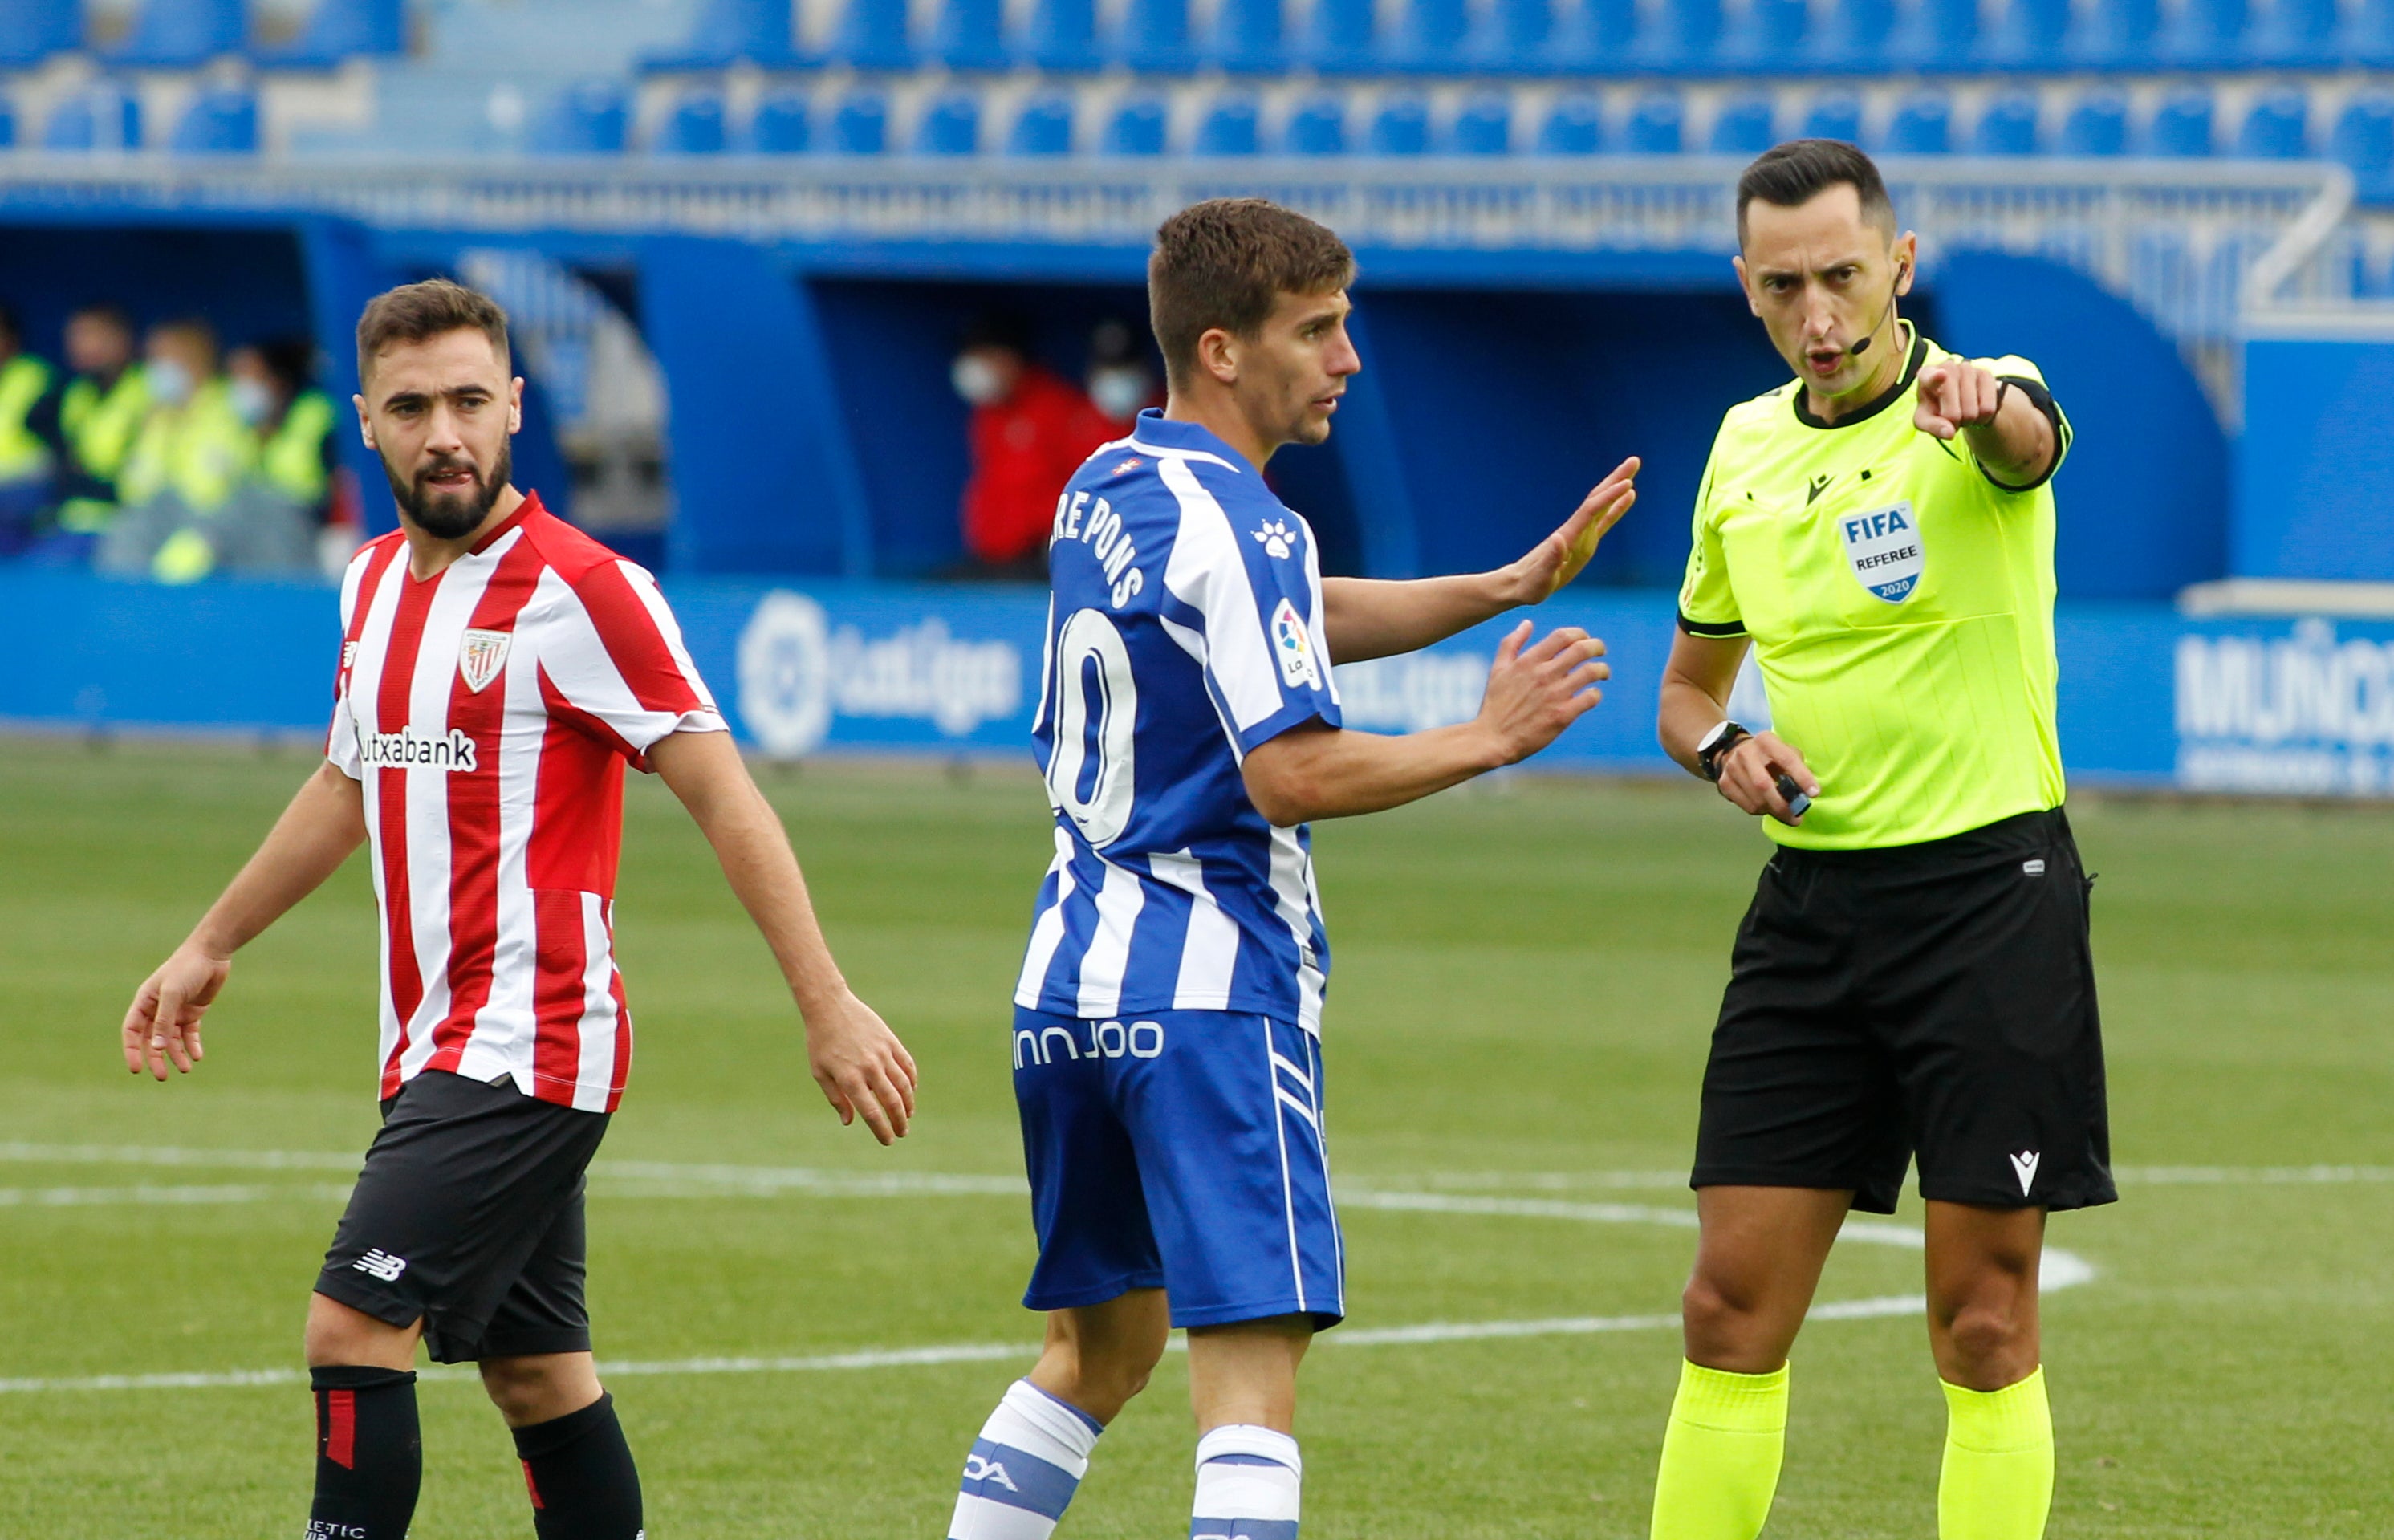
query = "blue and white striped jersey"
xmin=1014 ymin=410 xmax=1343 ymax=1034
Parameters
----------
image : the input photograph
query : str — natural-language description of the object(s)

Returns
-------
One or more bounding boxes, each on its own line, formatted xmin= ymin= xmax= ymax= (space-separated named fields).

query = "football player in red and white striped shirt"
xmin=120 ymin=279 xmax=917 ymax=1540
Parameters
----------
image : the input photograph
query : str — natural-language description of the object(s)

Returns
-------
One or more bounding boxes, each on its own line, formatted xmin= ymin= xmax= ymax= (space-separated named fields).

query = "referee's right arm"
xmin=1660 ymin=632 xmax=1815 ymax=826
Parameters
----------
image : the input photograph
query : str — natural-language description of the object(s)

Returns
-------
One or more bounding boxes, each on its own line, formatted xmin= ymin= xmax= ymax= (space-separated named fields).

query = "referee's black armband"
xmin=1677 ymin=612 xmax=1748 ymax=640
xmin=1980 ymin=375 xmax=2070 ymax=494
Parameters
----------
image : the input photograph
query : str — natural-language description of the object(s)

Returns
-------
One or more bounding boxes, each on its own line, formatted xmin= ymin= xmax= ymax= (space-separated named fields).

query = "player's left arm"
xmin=1322 ymin=456 xmax=1640 ymax=664
xmin=649 ymin=728 xmax=918 ymax=1144
xmin=1913 ymin=358 xmax=2064 ymax=490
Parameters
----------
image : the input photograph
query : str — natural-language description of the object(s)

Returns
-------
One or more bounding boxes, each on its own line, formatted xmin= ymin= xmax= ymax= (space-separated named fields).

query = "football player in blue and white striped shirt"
xmin=945 ymin=199 xmax=1641 ymax=1540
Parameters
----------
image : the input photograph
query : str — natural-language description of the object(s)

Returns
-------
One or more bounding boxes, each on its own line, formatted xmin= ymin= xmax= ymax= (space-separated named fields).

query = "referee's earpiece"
xmin=1847 ymin=259 xmax=1910 ymax=359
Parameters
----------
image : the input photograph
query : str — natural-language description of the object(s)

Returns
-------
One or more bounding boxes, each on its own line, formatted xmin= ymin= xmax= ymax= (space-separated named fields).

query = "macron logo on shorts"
xmin=352 ymin=1249 xmax=408 ymax=1282
xmin=2009 ymin=1150 xmax=2041 ymax=1196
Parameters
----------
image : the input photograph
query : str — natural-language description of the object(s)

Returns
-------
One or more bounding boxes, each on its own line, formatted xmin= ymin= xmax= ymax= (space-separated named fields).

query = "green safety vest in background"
xmin=117 ymin=379 xmax=256 ymax=514
xmin=259 ymin=390 xmax=337 ymax=505
xmin=0 ymin=354 xmax=55 ymax=485
xmin=59 ymin=365 xmax=149 ymax=484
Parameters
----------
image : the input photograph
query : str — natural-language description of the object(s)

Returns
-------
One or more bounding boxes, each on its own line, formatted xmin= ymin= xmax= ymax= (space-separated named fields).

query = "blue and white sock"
xmin=1190 ymin=1424 xmax=1301 ymax=1540
xmin=947 ymin=1379 xmax=1104 ymax=1540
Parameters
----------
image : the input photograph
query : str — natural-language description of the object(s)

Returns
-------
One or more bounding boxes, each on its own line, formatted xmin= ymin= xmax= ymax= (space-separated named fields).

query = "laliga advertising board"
xmin=4 ymin=570 xmax=2394 ymax=798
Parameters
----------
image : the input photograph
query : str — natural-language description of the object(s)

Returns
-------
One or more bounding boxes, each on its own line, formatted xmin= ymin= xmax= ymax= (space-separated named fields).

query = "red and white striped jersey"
xmin=326 ymin=494 xmax=726 ymax=1112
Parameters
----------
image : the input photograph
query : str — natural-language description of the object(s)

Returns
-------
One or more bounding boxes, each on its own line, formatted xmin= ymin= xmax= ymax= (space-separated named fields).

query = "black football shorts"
xmin=1692 ymin=808 xmax=2116 ymax=1215
xmin=315 ymin=1069 xmax=610 ymax=1363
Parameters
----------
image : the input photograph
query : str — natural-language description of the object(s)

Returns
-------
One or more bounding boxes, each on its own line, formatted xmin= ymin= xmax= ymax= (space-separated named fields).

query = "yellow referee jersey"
xmin=1677 ymin=326 xmax=2075 ymax=851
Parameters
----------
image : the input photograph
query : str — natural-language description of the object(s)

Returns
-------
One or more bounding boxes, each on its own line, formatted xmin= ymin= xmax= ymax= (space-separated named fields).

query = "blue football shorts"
xmin=1011 ymin=1006 xmax=1346 ymax=1331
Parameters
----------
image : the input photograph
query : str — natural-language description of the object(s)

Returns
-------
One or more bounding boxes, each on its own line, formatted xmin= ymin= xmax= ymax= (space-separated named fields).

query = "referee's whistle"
xmin=1774 ymin=773 xmax=1813 ymax=821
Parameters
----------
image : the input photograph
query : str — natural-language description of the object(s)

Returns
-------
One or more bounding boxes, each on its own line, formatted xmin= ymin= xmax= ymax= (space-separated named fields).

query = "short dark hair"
xmin=1737 ymin=140 xmax=1896 ymax=246
xmin=71 ymin=303 xmax=134 ymax=336
xmin=1148 ymin=198 xmax=1355 ymax=387
xmin=356 ymin=278 xmax=510 ymax=386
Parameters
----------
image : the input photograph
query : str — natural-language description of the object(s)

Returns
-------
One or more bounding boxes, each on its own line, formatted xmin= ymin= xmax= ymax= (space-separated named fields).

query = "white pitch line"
xmin=0 ymin=1184 xmax=355 ymax=1208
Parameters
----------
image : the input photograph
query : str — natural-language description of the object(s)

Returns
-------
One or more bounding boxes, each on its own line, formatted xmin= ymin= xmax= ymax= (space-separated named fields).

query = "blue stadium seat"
xmin=933 ymin=0 xmax=1011 ymax=71
xmin=1285 ymin=93 xmax=1347 ymax=154
xmin=1889 ymin=0 xmax=1979 ymax=68
xmin=1885 ymin=88 xmax=1951 ymax=152
xmin=1103 ymin=93 xmax=1169 ymax=153
xmin=1388 ymin=0 xmax=1472 ymax=68
xmin=1548 ymin=0 xmax=1640 ymax=69
xmin=0 ymin=0 xmax=82 ymax=69
xmin=1810 ymin=0 xmax=1892 ymax=68
xmin=169 ymin=83 xmax=258 ymax=153
xmin=1803 ymin=89 xmax=1864 ymax=144
xmin=45 ymin=80 xmax=141 ymax=151
xmin=1721 ymin=0 xmax=1808 ymax=66
xmin=1207 ymin=0 xmax=1287 ymax=71
xmin=2068 ymin=0 xmax=2160 ymax=66
xmin=2237 ymin=87 xmax=2309 ymax=156
xmin=749 ymin=91 xmax=811 ymax=152
xmin=1973 ymin=89 xmax=2041 ymax=153
xmin=1301 ymin=0 xmax=1380 ymax=71
xmin=1625 ymin=89 xmax=1683 ymax=152
xmin=1025 ymin=0 xmax=1104 ymax=69
xmin=640 ymin=0 xmax=806 ymax=70
xmin=1117 ymin=0 xmax=1196 ymax=71
xmin=2147 ymin=85 xmax=2215 ymax=156
xmin=1449 ymin=89 xmax=1512 ymax=153
xmin=830 ymin=0 xmax=914 ymax=71
xmin=2061 ymin=88 xmax=2128 ymax=153
xmin=831 ymin=90 xmax=889 ymax=153
xmin=2353 ymin=0 xmax=2394 ymax=65
xmin=1469 ymin=0 xmax=1554 ymax=71
xmin=915 ymin=91 xmax=980 ymax=154
xmin=2250 ymin=0 xmax=2337 ymax=65
xmin=1008 ymin=91 xmax=1075 ymax=153
xmin=1709 ymin=92 xmax=1776 ymax=152
xmin=260 ymin=0 xmax=405 ymax=67
xmin=109 ymin=0 xmax=242 ymax=66
xmin=2159 ymin=0 xmax=2246 ymax=66
xmin=1537 ymin=91 xmax=1605 ymax=153
xmin=1986 ymin=0 xmax=2070 ymax=68
xmin=655 ymin=89 xmax=729 ymax=154
xmin=1194 ymin=93 xmax=1261 ymax=154
xmin=1368 ymin=93 xmax=1432 ymax=153
xmin=531 ymin=79 xmax=629 ymax=154
xmin=0 ymin=97 xmax=14 ymax=149
xmin=1636 ymin=0 xmax=1721 ymax=67
xmin=2332 ymin=89 xmax=2394 ymax=200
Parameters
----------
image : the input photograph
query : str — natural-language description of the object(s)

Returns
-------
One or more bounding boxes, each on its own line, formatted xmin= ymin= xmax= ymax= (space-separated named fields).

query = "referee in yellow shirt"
xmin=1646 ymin=140 xmax=2110 ymax=1540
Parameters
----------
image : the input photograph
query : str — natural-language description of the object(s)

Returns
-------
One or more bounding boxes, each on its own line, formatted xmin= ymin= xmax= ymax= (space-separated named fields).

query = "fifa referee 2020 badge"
xmin=1645 ymin=140 xmax=2109 ymax=1540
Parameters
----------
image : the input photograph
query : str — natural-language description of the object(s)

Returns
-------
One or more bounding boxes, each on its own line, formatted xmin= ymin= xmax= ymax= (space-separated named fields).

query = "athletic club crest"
xmin=457 ymin=628 xmax=513 ymax=693
xmin=1836 ymin=500 xmax=1924 ymax=604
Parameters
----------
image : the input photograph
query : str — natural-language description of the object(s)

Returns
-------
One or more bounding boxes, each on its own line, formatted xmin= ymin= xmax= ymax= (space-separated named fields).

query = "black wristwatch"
xmin=1696 ymin=720 xmax=1752 ymax=783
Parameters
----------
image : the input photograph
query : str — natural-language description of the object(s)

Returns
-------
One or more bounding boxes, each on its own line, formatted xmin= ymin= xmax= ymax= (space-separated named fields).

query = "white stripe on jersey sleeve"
xmin=615 ymin=559 xmax=729 ymax=726
xmin=534 ymin=568 xmax=713 ymax=754
xmin=1301 ymin=522 xmax=1339 ymax=709
xmin=1157 ymin=457 xmax=1289 ymax=736
xmin=1013 ymin=827 xmax=1078 ymax=1008
xmin=1148 ymin=849 xmax=1242 ymax=1010
xmin=1073 ymin=855 xmax=1146 ymax=1018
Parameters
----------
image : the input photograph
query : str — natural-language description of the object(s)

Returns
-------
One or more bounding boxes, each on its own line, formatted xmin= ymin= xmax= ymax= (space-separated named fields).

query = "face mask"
xmin=228 ymin=377 xmax=274 ymax=427
xmin=148 ymin=359 xmax=194 ymax=408
xmin=952 ymin=354 xmax=1007 ymax=408
xmin=1088 ymin=367 xmax=1150 ymax=423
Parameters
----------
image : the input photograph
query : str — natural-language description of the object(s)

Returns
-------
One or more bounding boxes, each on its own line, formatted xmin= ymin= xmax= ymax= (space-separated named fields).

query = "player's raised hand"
xmin=1475 ymin=620 xmax=1612 ymax=763
xmin=1504 ymin=457 xmax=1640 ymax=603
xmin=121 ymin=941 xmax=230 ymax=1080
xmin=1717 ymin=732 xmax=1820 ymax=826
xmin=803 ymin=989 xmax=919 ymax=1144
xmin=1912 ymin=361 xmax=2004 ymax=442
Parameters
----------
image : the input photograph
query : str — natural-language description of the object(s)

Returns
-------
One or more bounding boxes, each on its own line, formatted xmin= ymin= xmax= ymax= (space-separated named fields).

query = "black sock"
xmin=511 ymin=1391 xmax=644 ymax=1540
xmin=308 ymin=1366 xmax=421 ymax=1540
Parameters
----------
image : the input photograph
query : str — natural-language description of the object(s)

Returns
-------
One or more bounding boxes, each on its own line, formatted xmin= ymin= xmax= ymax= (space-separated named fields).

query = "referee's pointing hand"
xmin=1912 ymin=360 xmax=2005 ymax=443
xmin=1717 ymin=733 xmax=1821 ymax=827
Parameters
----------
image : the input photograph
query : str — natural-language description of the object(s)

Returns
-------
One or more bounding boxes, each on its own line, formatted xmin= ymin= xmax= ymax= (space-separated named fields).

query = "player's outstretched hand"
xmin=1475 ymin=620 xmax=1611 ymax=764
xmin=1503 ymin=457 xmax=1640 ymax=603
xmin=1717 ymin=732 xmax=1820 ymax=826
xmin=804 ymin=990 xmax=919 ymax=1145
xmin=121 ymin=942 xmax=229 ymax=1081
xmin=1912 ymin=361 xmax=2004 ymax=442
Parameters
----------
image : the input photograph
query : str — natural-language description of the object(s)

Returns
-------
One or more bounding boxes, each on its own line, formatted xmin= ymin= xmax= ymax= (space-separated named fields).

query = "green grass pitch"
xmin=1 ymin=737 xmax=2389 ymax=1538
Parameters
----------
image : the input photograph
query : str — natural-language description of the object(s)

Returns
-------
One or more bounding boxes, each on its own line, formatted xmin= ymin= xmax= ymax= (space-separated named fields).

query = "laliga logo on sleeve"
xmin=1838 ymin=500 xmax=1924 ymax=603
xmin=1272 ymin=598 xmax=1321 ymax=689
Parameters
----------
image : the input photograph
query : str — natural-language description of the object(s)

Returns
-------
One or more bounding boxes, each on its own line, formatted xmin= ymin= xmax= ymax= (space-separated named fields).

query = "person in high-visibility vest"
xmin=96 ymin=318 xmax=256 ymax=582
xmin=54 ymin=303 xmax=149 ymax=535
xmin=206 ymin=339 xmax=341 ymax=575
xmin=0 ymin=303 xmax=64 ymax=553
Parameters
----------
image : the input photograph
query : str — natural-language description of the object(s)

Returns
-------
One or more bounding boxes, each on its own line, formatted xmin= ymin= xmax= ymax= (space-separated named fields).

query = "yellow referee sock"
xmin=1937 ymin=1367 xmax=2055 ymax=1540
xmin=1648 ymin=1360 xmax=1789 ymax=1540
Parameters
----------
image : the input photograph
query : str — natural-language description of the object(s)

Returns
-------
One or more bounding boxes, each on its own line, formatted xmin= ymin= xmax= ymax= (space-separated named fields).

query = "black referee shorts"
xmin=1692 ymin=808 xmax=2116 ymax=1216
xmin=315 ymin=1070 xmax=610 ymax=1364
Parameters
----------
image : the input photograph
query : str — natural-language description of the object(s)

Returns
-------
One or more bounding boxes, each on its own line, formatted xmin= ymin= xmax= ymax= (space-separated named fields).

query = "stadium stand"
xmin=169 ymin=83 xmax=259 ymax=153
xmin=107 ymin=0 xmax=245 ymax=68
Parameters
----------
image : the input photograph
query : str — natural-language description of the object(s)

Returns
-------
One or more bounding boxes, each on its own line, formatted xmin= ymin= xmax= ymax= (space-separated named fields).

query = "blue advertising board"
xmin=4 ymin=569 xmax=2393 ymax=801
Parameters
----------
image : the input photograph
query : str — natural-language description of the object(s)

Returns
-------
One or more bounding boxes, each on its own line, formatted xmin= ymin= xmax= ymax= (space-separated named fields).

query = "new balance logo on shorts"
xmin=2010 ymin=1150 xmax=2041 ymax=1196
xmin=351 ymin=1249 xmax=408 ymax=1282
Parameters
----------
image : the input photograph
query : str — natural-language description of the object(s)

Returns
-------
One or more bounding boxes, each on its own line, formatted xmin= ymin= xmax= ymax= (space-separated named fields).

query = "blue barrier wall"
xmin=10 ymin=569 xmax=2392 ymax=799
xmin=2235 ymin=335 xmax=2394 ymax=582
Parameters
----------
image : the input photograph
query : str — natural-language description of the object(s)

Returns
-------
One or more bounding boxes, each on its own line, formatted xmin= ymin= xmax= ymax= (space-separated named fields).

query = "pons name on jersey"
xmin=356 ymin=725 xmax=478 ymax=773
